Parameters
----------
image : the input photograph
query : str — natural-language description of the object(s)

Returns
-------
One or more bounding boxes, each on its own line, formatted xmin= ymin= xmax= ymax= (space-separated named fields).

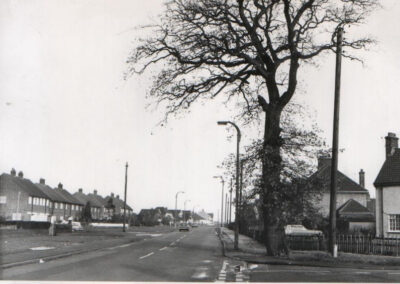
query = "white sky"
xmin=1 ymin=1 xmax=399 ymax=218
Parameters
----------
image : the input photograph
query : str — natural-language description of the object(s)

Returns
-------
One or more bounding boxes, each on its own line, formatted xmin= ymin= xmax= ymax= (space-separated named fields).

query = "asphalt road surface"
xmin=3 ymin=226 xmax=400 ymax=282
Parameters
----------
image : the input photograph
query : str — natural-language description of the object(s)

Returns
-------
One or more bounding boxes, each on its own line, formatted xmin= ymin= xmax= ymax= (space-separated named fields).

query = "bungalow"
xmin=374 ymin=132 xmax=400 ymax=238
xmin=0 ymin=169 xmax=51 ymax=222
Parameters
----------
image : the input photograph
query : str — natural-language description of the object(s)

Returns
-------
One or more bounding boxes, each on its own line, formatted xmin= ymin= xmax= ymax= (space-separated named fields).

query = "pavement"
xmin=0 ymin=226 xmax=174 ymax=269
xmin=219 ymin=227 xmax=400 ymax=270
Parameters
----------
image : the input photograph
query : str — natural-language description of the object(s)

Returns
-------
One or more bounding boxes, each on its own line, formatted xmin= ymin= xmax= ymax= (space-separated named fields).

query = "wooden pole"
xmin=329 ymin=28 xmax=343 ymax=256
xmin=123 ymin=162 xmax=128 ymax=232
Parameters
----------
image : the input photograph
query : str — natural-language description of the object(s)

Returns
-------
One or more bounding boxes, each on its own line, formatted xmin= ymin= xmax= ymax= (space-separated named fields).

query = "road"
xmin=3 ymin=226 xmax=400 ymax=282
xmin=2 ymin=226 xmax=247 ymax=281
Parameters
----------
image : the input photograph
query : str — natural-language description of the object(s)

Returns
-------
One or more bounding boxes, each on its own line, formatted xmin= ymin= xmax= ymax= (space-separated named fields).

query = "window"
xmin=28 ymin=196 xmax=32 ymax=205
xmin=0 ymin=196 xmax=6 ymax=204
xmin=55 ymin=202 xmax=58 ymax=209
xmin=60 ymin=203 xmax=64 ymax=209
xmin=389 ymin=215 xmax=400 ymax=231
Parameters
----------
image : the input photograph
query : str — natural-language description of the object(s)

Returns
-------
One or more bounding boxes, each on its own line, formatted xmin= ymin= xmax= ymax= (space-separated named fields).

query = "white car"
xmin=71 ymin=221 xmax=83 ymax=231
xmin=284 ymin=225 xmax=323 ymax=237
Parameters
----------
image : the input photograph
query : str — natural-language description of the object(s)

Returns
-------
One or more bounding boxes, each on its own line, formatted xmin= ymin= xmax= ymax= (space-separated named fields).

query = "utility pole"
xmin=123 ymin=162 xmax=128 ymax=232
xmin=225 ymin=193 xmax=228 ymax=224
xmin=229 ymin=178 xmax=233 ymax=223
xmin=329 ymin=28 xmax=343 ymax=257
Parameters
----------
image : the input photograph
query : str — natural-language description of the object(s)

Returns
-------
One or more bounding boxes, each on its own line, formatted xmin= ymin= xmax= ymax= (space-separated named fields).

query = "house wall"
xmin=317 ymin=192 xmax=369 ymax=216
xmin=377 ymin=185 xmax=400 ymax=238
xmin=349 ymin=221 xmax=375 ymax=231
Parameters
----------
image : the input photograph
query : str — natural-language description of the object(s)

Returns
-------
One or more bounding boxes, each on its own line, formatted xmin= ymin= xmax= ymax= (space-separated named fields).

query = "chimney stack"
xmin=18 ymin=171 xmax=23 ymax=178
xmin=94 ymin=189 xmax=97 ymax=195
xmin=78 ymin=188 xmax=83 ymax=193
xmin=385 ymin=132 xmax=398 ymax=158
xmin=10 ymin=168 xmax=16 ymax=176
xmin=58 ymin=183 xmax=63 ymax=189
xmin=116 ymin=195 xmax=120 ymax=199
xmin=111 ymin=193 xmax=114 ymax=198
xmin=318 ymin=156 xmax=331 ymax=170
xmin=39 ymin=178 xmax=45 ymax=184
xmin=359 ymin=169 xmax=365 ymax=188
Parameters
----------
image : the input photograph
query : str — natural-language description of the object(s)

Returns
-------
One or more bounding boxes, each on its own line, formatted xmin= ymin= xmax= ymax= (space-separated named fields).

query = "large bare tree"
xmin=128 ymin=0 xmax=377 ymax=255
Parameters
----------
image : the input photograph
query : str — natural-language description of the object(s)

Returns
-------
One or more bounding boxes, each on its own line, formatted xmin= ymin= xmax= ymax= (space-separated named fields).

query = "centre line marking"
xmin=170 ymin=242 xmax=175 ymax=246
xmin=139 ymin=252 xmax=154 ymax=259
xmin=159 ymin=247 xmax=168 ymax=251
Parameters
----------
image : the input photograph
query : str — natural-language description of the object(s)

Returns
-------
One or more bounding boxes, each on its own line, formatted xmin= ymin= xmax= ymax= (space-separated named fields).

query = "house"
xmin=52 ymin=183 xmax=84 ymax=220
xmin=138 ymin=208 xmax=163 ymax=226
xmin=0 ymin=169 xmax=51 ymax=222
xmin=81 ymin=189 xmax=104 ymax=220
xmin=73 ymin=188 xmax=102 ymax=220
xmin=35 ymin=178 xmax=83 ymax=221
xmin=336 ymin=199 xmax=375 ymax=232
xmin=104 ymin=193 xmax=133 ymax=219
xmin=307 ymin=157 xmax=371 ymax=217
xmin=374 ymin=132 xmax=400 ymax=238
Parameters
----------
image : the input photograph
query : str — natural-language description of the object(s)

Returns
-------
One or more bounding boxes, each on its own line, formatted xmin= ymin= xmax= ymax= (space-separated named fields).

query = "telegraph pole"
xmin=123 ymin=162 xmax=128 ymax=232
xmin=329 ymin=28 xmax=343 ymax=256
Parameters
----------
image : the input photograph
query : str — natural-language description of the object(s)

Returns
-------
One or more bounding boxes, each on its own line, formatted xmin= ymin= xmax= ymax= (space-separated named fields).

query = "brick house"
xmin=307 ymin=157 xmax=371 ymax=217
xmin=104 ymin=193 xmax=133 ymax=219
xmin=374 ymin=132 xmax=400 ymax=238
xmin=86 ymin=190 xmax=106 ymax=220
xmin=35 ymin=179 xmax=83 ymax=221
xmin=0 ymin=169 xmax=51 ymax=222
xmin=73 ymin=188 xmax=102 ymax=220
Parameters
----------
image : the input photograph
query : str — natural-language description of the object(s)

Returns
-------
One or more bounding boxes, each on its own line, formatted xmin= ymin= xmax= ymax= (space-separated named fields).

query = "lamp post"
xmin=184 ymin=199 xmax=191 ymax=221
xmin=218 ymin=120 xmax=241 ymax=250
xmin=213 ymin=175 xmax=224 ymax=227
xmin=175 ymin=191 xmax=184 ymax=226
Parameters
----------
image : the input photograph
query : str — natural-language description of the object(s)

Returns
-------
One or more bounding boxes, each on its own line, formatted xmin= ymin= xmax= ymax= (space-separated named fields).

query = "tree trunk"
xmin=261 ymin=107 xmax=285 ymax=256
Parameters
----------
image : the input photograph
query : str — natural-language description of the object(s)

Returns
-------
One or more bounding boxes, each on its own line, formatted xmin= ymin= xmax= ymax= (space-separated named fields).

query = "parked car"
xmin=71 ymin=221 xmax=83 ymax=231
xmin=178 ymin=223 xmax=190 ymax=232
xmin=284 ymin=224 xmax=323 ymax=237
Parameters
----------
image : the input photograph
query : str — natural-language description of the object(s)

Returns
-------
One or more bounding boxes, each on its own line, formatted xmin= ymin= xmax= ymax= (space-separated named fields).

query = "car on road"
xmin=178 ymin=223 xmax=190 ymax=232
xmin=284 ymin=224 xmax=322 ymax=237
xmin=71 ymin=221 xmax=84 ymax=231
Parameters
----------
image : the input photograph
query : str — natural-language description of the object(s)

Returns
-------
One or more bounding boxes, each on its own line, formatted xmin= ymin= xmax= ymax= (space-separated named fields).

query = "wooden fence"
xmin=337 ymin=235 xmax=400 ymax=256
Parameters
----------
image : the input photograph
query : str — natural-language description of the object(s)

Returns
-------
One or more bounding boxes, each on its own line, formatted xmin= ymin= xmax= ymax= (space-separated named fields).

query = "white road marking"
xmin=202 ymin=260 xmax=212 ymax=263
xmin=30 ymin=247 xmax=55 ymax=251
xmin=117 ymin=243 xmax=132 ymax=248
xmin=170 ymin=242 xmax=175 ymax=246
xmin=139 ymin=252 xmax=154 ymax=259
xmin=217 ymin=260 xmax=228 ymax=281
xmin=192 ymin=267 xmax=210 ymax=280
xmin=389 ymin=272 xmax=400 ymax=275
xmin=159 ymin=247 xmax=168 ymax=251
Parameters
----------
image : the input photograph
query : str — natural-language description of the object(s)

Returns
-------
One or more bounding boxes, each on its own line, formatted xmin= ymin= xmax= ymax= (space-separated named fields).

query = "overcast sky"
xmin=1 ymin=1 xmax=400 ymax=218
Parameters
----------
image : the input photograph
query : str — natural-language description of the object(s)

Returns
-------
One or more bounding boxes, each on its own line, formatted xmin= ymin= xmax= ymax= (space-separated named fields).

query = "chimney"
xmin=116 ymin=195 xmax=120 ymax=199
xmin=111 ymin=193 xmax=114 ymax=198
xmin=18 ymin=171 xmax=23 ymax=178
xmin=318 ymin=156 xmax=331 ymax=170
xmin=58 ymin=183 xmax=63 ymax=189
xmin=385 ymin=132 xmax=398 ymax=158
xmin=359 ymin=169 xmax=365 ymax=188
xmin=39 ymin=178 xmax=45 ymax=184
xmin=10 ymin=168 xmax=16 ymax=176
xmin=78 ymin=188 xmax=83 ymax=193
xmin=94 ymin=189 xmax=97 ymax=195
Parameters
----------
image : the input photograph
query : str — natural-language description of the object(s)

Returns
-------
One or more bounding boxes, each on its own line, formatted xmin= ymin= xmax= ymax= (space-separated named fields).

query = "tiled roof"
xmin=0 ymin=173 xmax=48 ymax=198
xmin=54 ymin=186 xmax=84 ymax=205
xmin=35 ymin=183 xmax=69 ymax=203
xmin=308 ymin=165 xmax=369 ymax=193
xmin=374 ymin=149 xmax=400 ymax=187
xmin=73 ymin=191 xmax=100 ymax=208
xmin=337 ymin=199 xmax=374 ymax=222
xmin=86 ymin=193 xmax=106 ymax=207
xmin=105 ymin=196 xmax=132 ymax=211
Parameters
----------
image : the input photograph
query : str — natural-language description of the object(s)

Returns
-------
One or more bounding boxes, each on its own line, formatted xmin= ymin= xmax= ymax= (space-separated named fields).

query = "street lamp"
xmin=213 ymin=175 xmax=224 ymax=228
xmin=175 ymin=191 xmax=184 ymax=226
xmin=184 ymin=199 xmax=191 ymax=221
xmin=217 ymin=120 xmax=241 ymax=250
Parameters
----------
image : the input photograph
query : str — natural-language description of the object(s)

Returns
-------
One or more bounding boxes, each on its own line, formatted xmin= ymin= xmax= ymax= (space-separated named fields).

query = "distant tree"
xmin=81 ymin=201 xmax=92 ymax=223
xmin=129 ymin=0 xmax=378 ymax=255
xmin=105 ymin=198 xmax=116 ymax=221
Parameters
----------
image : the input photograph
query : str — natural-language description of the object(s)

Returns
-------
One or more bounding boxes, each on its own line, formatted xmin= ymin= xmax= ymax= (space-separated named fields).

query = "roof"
xmin=308 ymin=164 xmax=369 ymax=193
xmin=54 ymin=186 xmax=83 ymax=205
xmin=73 ymin=191 xmax=100 ymax=208
xmin=337 ymin=199 xmax=375 ymax=222
xmin=105 ymin=196 xmax=132 ymax=211
xmin=35 ymin=183 xmax=70 ymax=203
xmin=374 ymin=149 xmax=400 ymax=187
xmin=0 ymin=173 xmax=48 ymax=198
xmin=86 ymin=193 xmax=106 ymax=207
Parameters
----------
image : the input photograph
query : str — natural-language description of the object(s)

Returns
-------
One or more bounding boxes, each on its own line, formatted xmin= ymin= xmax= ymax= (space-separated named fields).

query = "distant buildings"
xmin=0 ymin=168 xmax=133 ymax=223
